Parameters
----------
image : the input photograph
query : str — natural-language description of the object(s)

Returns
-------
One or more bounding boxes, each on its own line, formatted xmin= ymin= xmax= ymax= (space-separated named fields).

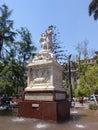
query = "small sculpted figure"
xmin=39 ymin=26 xmax=52 ymax=50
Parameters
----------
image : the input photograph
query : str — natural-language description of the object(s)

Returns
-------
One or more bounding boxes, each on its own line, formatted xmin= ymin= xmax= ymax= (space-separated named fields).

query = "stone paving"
xmin=74 ymin=102 xmax=89 ymax=109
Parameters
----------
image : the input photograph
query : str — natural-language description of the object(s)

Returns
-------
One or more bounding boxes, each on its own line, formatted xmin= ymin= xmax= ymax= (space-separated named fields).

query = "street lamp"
xmin=65 ymin=54 xmax=73 ymax=101
xmin=68 ymin=55 xmax=73 ymax=101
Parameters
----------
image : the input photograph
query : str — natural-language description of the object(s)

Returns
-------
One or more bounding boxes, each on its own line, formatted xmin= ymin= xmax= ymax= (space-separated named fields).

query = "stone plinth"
xmin=25 ymin=59 xmax=66 ymax=101
xmin=24 ymin=90 xmax=66 ymax=101
xmin=18 ymin=100 xmax=70 ymax=122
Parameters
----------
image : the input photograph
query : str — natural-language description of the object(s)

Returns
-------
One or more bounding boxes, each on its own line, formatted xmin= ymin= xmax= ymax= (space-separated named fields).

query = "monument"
xmin=18 ymin=26 xmax=70 ymax=122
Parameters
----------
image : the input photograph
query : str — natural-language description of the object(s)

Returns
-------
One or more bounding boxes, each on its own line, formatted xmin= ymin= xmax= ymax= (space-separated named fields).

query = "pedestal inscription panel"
xmin=25 ymin=92 xmax=53 ymax=101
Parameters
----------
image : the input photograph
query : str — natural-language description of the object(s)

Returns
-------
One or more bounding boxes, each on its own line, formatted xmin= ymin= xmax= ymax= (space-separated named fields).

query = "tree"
xmin=85 ymin=65 xmax=98 ymax=94
xmin=52 ymin=25 xmax=65 ymax=64
xmin=16 ymin=27 xmax=36 ymax=63
xmin=75 ymin=40 xmax=89 ymax=61
xmin=0 ymin=4 xmax=37 ymax=96
xmin=0 ymin=4 xmax=16 ymax=57
xmin=75 ymin=43 xmax=82 ymax=61
xmin=93 ymin=51 xmax=98 ymax=64
xmin=12 ymin=27 xmax=37 ymax=94
xmin=74 ymin=61 xmax=98 ymax=97
xmin=73 ymin=40 xmax=94 ymax=97
xmin=89 ymin=0 xmax=98 ymax=20
xmin=0 ymin=56 xmax=15 ymax=96
xmin=74 ymin=85 xmax=90 ymax=97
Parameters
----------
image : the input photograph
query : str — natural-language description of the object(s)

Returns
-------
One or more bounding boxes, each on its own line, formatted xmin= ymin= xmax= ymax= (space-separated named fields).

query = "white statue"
xmin=39 ymin=33 xmax=46 ymax=44
xmin=45 ymin=26 xmax=52 ymax=44
xmin=33 ymin=26 xmax=55 ymax=62
xmin=39 ymin=26 xmax=52 ymax=51
xmin=30 ymin=55 xmax=32 ymax=62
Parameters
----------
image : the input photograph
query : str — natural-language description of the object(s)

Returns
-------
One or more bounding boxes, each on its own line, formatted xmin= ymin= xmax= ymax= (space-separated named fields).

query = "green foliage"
xmin=89 ymin=0 xmax=98 ymax=20
xmin=89 ymin=103 xmax=98 ymax=110
xmin=74 ymin=84 xmax=90 ymax=97
xmin=0 ymin=4 xmax=16 ymax=57
xmin=52 ymin=25 xmax=65 ymax=64
xmin=0 ymin=60 xmax=15 ymax=96
xmin=76 ymin=62 xmax=98 ymax=97
xmin=0 ymin=4 xmax=37 ymax=96
xmin=74 ymin=41 xmax=98 ymax=97
xmin=85 ymin=65 xmax=98 ymax=94
xmin=16 ymin=27 xmax=36 ymax=62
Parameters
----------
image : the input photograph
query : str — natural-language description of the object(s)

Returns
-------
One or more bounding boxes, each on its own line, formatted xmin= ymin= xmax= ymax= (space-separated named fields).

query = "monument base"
xmin=24 ymin=90 xmax=66 ymax=101
xmin=18 ymin=100 xmax=70 ymax=122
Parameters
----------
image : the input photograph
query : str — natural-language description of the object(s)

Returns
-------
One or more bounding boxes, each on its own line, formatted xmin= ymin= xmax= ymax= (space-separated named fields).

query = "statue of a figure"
xmin=39 ymin=26 xmax=52 ymax=51
xmin=30 ymin=55 xmax=32 ymax=62
xmin=45 ymin=26 xmax=52 ymax=44
xmin=39 ymin=33 xmax=46 ymax=44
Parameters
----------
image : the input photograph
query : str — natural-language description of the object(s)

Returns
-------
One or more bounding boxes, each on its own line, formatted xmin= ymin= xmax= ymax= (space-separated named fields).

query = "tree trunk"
xmin=0 ymin=38 xmax=3 ymax=58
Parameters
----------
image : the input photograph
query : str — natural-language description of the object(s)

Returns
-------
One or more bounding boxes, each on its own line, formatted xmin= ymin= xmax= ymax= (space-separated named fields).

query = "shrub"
xmin=89 ymin=103 xmax=98 ymax=110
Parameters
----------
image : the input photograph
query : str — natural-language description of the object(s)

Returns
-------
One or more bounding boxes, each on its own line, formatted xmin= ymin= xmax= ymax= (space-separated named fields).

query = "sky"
xmin=0 ymin=0 xmax=98 ymax=57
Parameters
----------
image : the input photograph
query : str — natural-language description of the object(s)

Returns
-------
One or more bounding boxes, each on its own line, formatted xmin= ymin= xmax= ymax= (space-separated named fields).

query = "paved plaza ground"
xmin=74 ymin=101 xmax=89 ymax=108
xmin=0 ymin=103 xmax=98 ymax=130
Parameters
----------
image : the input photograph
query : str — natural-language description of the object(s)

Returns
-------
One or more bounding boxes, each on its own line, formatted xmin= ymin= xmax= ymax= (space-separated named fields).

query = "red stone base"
xmin=18 ymin=100 xmax=70 ymax=122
